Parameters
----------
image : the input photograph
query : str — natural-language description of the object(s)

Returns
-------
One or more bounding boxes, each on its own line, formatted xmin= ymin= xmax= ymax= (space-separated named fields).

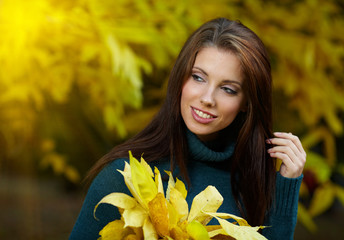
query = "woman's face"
xmin=180 ymin=47 xmax=246 ymax=141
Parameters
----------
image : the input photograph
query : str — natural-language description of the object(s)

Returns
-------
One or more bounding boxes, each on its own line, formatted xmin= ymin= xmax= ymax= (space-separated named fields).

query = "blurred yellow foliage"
xmin=40 ymin=138 xmax=80 ymax=183
xmin=0 ymin=0 xmax=202 ymax=176
xmin=0 ymin=0 xmax=344 ymax=233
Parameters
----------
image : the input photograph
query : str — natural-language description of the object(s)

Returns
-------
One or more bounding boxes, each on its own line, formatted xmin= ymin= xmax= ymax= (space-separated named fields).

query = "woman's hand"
xmin=267 ymin=132 xmax=306 ymax=178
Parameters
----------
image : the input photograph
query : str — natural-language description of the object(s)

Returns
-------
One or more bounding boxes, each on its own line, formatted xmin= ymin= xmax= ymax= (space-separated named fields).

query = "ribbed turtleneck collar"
xmin=186 ymin=129 xmax=235 ymax=162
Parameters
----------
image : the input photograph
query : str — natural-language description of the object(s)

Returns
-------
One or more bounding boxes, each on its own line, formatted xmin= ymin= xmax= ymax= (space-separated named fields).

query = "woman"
xmin=70 ymin=18 xmax=306 ymax=239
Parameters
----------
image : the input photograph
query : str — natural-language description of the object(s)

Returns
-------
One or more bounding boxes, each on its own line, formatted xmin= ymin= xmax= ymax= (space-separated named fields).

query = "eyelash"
xmin=192 ymin=74 xmax=237 ymax=95
xmin=221 ymin=86 xmax=237 ymax=95
xmin=192 ymin=74 xmax=203 ymax=82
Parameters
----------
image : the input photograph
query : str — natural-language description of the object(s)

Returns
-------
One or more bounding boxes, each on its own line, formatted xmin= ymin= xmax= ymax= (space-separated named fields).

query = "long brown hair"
xmin=86 ymin=18 xmax=275 ymax=226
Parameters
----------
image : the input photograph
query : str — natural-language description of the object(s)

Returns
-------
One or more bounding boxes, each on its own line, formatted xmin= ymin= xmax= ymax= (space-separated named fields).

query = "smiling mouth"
xmin=192 ymin=108 xmax=216 ymax=119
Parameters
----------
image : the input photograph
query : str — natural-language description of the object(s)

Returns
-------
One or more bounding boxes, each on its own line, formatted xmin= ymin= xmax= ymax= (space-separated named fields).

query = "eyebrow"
xmin=193 ymin=66 xmax=243 ymax=87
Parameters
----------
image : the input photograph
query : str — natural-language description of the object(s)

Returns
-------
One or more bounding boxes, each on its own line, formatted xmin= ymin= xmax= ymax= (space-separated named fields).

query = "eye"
xmin=221 ymin=86 xmax=237 ymax=95
xmin=192 ymin=74 xmax=204 ymax=82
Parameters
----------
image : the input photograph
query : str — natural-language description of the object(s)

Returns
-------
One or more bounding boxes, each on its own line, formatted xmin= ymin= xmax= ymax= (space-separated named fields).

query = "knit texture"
xmin=69 ymin=131 xmax=302 ymax=240
xmin=186 ymin=128 xmax=235 ymax=162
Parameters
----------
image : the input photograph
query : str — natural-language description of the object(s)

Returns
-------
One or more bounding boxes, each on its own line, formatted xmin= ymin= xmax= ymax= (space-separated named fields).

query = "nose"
xmin=200 ymin=88 xmax=215 ymax=107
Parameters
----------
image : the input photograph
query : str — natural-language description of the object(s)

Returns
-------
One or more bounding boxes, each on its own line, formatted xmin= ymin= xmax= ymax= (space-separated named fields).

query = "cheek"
xmin=181 ymin=80 xmax=197 ymax=103
xmin=180 ymin=87 xmax=187 ymax=108
xmin=219 ymin=100 xmax=244 ymax=118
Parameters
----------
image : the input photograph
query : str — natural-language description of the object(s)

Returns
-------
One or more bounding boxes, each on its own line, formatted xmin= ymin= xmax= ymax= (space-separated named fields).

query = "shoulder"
xmin=90 ymin=158 xmax=129 ymax=196
xmin=69 ymin=158 xmax=130 ymax=239
xmin=86 ymin=158 xmax=131 ymax=214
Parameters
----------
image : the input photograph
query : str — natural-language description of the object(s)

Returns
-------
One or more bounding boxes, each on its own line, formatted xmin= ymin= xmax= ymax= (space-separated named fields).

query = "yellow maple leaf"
xmin=94 ymin=192 xmax=137 ymax=220
xmin=203 ymin=212 xmax=249 ymax=226
xmin=96 ymin=151 xmax=268 ymax=240
xmin=154 ymin=167 xmax=164 ymax=195
xmin=169 ymin=187 xmax=188 ymax=222
xmin=218 ymin=219 xmax=266 ymax=240
xmin=122 ymin=204 xmax=148 ymax=228
xmin=186 ymin=220 xmax=210 ymax=240
xmin=148 ymin=192 xmax=170 ymax=237
xmin=188 ymin=186 xmax=223 ymax=225
xmin=205 ymin=213 xmax=267 ymax=240
xmin=175 ymin=178 xmax=187 ymax=199
xmin=98 ymin=220 xmax=135 ymax=240
xmin=142 ymin=217 xmax=158 ymax=240
xmin=130 ymin=151 xmax=158 ymax=206
xmin=170 ymin=226 xmax=189 ymax=240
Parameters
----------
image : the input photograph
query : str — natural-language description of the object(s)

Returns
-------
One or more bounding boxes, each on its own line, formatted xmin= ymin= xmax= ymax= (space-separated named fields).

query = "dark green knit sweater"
xmin=70 ymin=131 xmax=302 ymax=239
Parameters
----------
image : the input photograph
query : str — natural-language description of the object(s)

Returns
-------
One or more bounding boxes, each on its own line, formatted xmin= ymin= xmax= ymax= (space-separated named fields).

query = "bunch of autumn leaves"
xmin=94 ymin=152 xmax=267 ymax=240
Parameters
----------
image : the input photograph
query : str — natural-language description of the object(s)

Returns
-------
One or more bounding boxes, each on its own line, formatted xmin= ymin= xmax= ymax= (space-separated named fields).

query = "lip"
xmin=191 ymin=107 xmax=217 ymax=124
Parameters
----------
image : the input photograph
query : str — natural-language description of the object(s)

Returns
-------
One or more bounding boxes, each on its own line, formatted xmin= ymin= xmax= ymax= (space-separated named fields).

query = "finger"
xmin=274 ymin=132 xmax=306 ymax=156
xmin=268 ymin=145 xmax=298 ymax=163
xmin=270 ymin=152 xmax=303 ymax=178
xmin=267 ymin=137 xmax=302 ymax=158
xmin=269 ymin=152 xmax=294 ymax=170
xmin=268 ymin=145 xmax=305 ymax=172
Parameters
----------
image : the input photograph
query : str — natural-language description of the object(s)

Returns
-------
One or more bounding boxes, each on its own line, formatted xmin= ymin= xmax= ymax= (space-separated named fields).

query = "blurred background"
xmin=0 ymin=0 xmax=343 ymax=239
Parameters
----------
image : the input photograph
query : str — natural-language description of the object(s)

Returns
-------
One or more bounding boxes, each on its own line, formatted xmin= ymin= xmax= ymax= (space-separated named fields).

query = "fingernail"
xmin=266 ymin=139 xmax=272 ymax=144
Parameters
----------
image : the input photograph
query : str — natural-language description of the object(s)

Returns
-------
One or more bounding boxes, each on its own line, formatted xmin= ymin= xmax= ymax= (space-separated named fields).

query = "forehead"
xmin=193 ymin=47 xmax=243 ymax=83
